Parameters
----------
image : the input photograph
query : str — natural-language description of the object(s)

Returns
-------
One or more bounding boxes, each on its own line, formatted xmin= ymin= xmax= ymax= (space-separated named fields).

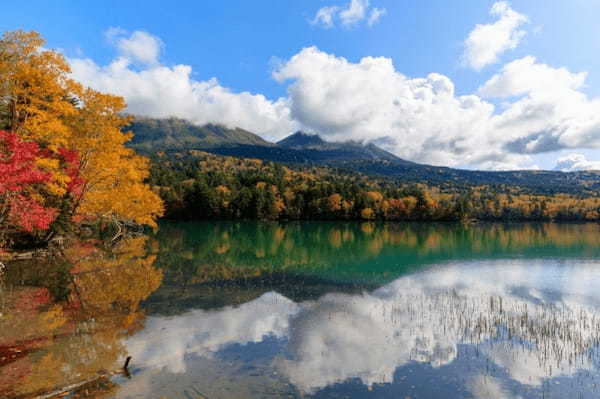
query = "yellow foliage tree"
xmin=361 ymin=207 xmax=375 ymax=220
xmin=0 ymin=30 xmax=76 ymax=146
xmin=0 ymin=30 xmax=80 ymax=197
xmin=66 ymin=88 xmax=163 ymax=227
xmin=328 ymin=193 xmax=343 ymax=213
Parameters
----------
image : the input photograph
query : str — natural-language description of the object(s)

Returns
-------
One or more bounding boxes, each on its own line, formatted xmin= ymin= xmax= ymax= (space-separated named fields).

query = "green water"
xmin=3 ymin=221 xmax=600 ymax=398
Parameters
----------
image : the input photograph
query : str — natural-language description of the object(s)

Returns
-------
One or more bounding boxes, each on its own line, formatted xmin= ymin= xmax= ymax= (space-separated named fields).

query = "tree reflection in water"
xmin=0 ymin=236 xmax=162 ymax=398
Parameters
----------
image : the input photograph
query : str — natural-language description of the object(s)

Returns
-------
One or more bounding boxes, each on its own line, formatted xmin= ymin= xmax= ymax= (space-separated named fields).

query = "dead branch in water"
xmin=31 ymin=357 xmax=133 ymax=399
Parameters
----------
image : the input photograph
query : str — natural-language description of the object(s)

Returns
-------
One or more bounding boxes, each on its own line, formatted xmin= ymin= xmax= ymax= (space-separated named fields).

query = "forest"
xmin=150 ymin=151 xmax=600 ymax=222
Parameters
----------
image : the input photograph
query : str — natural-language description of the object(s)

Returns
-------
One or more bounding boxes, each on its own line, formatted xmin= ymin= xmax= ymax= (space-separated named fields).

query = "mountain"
xmin=128 ymin=117 xmax=402 ymax=164
xmin=277 ymin=131 xmax=326 ymax=149
xmin=128 ymin=116 xmax=600 ymax=196
xmin=128 ymin=117 xmax=272 ymax=152
xmin=276 ymin=131 xmax=402 ymax=162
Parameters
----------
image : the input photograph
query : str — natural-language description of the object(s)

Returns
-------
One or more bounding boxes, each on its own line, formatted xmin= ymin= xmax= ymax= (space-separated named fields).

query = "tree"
xmin=0 ymin=31 xmax=76 ymax=145
xmin=361 ymin=207 xmax=375 ymax=220
xmin=327 ymin=193 xmax=343 ymax=214
xmin=65 ymin=88 xmax=163 ymax=228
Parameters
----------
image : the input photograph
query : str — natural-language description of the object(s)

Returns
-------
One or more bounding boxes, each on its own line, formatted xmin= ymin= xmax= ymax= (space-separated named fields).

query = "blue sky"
xmin=3 ymin=0 xmax=600 ymax=170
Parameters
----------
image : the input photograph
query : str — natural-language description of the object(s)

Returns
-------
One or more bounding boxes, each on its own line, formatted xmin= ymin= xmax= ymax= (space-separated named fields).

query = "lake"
xmin=3 ymin=221 xmax=600 ymax=398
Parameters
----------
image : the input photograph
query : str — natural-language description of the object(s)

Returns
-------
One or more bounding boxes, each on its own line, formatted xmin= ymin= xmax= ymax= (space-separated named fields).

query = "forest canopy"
xmin=150 ymin=151 xmax=600 ymax=223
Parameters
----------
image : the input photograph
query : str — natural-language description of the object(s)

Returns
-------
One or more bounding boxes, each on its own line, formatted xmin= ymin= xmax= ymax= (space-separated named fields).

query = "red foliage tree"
xmin=0 ymin=131 xmax=57 ymax=234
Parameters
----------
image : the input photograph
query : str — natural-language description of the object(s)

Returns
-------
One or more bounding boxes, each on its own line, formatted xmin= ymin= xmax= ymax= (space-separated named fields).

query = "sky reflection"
xmin=122 ymin=259 xmax=600 ymax=397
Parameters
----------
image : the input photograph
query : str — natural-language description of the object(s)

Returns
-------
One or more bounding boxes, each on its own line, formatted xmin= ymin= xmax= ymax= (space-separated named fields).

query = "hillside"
xmin=128 ymin=117 xmax=273 ymax=152
xmin=128 ymin=118 xmax=404 ymax=164
xmin=128 ymin=117 xmax=600 ymax=196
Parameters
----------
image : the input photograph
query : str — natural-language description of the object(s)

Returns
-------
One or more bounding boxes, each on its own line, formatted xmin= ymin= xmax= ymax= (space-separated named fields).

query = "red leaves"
xmin=0 ymin=131 xmax=87 ymax=234
xmin=0 ymin=131 xmax=51 ymax=194
xmin=7 ymin=195 xmax=59 ymax=232
xmin=12 ymin=287 xmax=52 ymax=312
xmin=0 ymin=131 xmax=88 ymax=237
xmin=0 ymin=131 xmax=57 ymax=232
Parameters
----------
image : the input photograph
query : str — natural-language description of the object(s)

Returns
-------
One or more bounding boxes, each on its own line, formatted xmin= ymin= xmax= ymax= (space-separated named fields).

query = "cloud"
xmin=479 ymin=56 xmax=587 ymax=98
xmin=339 ymin=0 xmax=369 ymax=26
xmin=311 ymin=0 xmax=386 ymax=28
xmin=273 ymin=46 xmax=526 ymax=169
xmin=71 ymin=31 xmax=600 ymax=170
xmin=125 ymin=292 xmax=299 ymax=374
xmin=367 ymin=7 xmax=387 ymax=27
xmin=69 ymin=30 xmax=297 ymax=141
xmin=311 ymin=6 xmax=340 ymax=28
xmin=554 ymin=153 xmax=600 ymax=171
xmin=105 ymin=28 xmax=163 ymax=65
xmin=463 ymin=1 xmax=528 ymax=70
xmin=273 ymin=48 xmax=600 ymax=169
xmin=480 ymin=57 xmax=600 ymax=154
xmin=466 ymin=375 xmax=520 ymax=399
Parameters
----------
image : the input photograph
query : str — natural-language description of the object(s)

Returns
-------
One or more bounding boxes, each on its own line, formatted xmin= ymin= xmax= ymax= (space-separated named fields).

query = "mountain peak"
xmin=277 ymin=131 xmax=326 ymax=149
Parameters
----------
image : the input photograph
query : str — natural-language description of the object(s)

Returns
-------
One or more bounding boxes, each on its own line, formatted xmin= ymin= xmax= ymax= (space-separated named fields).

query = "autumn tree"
xmin=0 ymin=30 xmax=163 ymax=246
xmin=65 ymin=88 xmax=163 ymax=228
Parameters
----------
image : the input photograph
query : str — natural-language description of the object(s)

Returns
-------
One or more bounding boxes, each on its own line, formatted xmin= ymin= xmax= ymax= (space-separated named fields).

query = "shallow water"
xmin=3 ymin=222 xmax=600 ymax=398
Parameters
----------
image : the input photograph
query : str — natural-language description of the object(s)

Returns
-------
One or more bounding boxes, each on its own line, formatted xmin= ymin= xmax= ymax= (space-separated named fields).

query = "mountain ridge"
xmin=128 ymin=117 xmax=273 ymax=152
xmin=128 ymin=117 xmax=403 ymax=164
xmin=127 ymin=116 xmax=600 ymax=196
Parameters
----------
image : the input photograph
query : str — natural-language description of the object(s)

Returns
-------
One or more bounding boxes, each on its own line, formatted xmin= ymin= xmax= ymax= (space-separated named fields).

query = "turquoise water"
xmin=4 ymin=221 xmax=600 ymax=398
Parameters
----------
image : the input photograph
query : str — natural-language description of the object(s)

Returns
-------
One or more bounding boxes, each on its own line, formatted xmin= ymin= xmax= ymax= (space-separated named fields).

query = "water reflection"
xmin=0 ymin=237 xmax=162 ymax=398
xmin=126 ymin=258 xmax=600 ymax=398
xmin=149 ymin=221 xmax=600 ymax=314
xmin=3 ymin=222 xmax=600 ymax=398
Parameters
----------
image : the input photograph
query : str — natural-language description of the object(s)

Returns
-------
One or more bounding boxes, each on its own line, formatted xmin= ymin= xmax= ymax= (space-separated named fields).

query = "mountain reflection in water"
xmin=3 ymin=222 xmax=600 ymax=398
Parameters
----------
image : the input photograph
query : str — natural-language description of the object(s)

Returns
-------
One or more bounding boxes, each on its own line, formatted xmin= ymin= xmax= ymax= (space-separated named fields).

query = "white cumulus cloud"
xmin=481 ymin=57 xmax=600 ymax=154
xmin=70 ymin=30 xmax=600 ymax=170
xmin=554 ymin=153 xmax=600 ymax=171
xmin=463 ymin=1 xmax=528 ymax=70
xmin=105 ymin=28 xmax=163 ymax=65
xmin=273 ymin=48 xmax=600 ymax=169
xmin=311 ymin=0 xmax=386 ymax=28
xmin=479 ymin=56 xmax=587 ymax=98
xmin=69 ymin=30 xmax=297 ymax=141
xmin=273 ymin=46 xmax=527 ymax=169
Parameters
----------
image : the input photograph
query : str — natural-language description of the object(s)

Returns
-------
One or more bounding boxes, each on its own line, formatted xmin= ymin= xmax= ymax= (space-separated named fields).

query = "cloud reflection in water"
xmin=125 ymin=259 xmax=600 ymax=396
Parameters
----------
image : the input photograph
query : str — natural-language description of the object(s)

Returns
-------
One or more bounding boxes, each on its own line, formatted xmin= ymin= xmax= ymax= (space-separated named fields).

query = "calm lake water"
xmin=3 ymin=222 xmax=600 ymax=398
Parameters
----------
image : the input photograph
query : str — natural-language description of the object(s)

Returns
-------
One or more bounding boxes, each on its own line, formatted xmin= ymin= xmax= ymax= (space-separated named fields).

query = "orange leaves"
xmin=64 ymin=88 xmax=163 ymax=227
xmin=328 ymin=193 xmax=343 ymax=212
xmin=366 ymin=191 xmax=383 ymax=203
xmin=360 ymin=207 xmax=375 ymax=220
